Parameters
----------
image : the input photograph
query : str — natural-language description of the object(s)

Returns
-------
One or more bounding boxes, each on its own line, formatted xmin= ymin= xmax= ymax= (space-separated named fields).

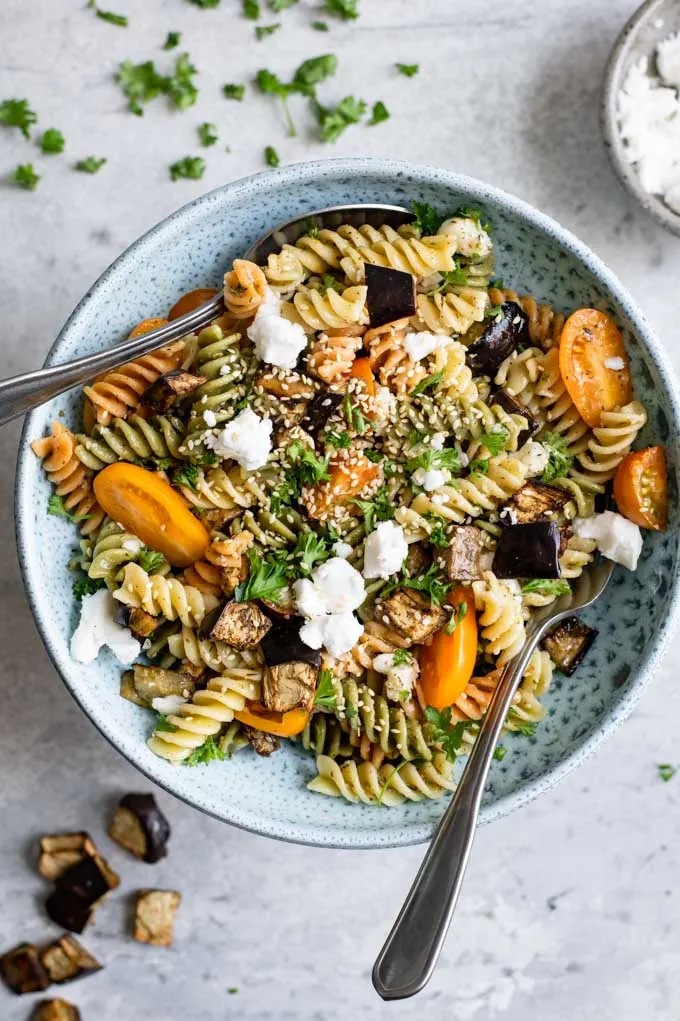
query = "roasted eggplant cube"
xmin=126 ymin=665 xmax=196 ymax=707
xmin=55 ymin=854 xmax=120 ymax=908
xmin=141 ymin=371 xmax=207 ymax=413
xmin=255 ymin=370 xmax=314 ymax=400
xmin=45 ymin=890 xmax=92 ymax=935
xmin=303 ymin=391 xmax=343 ymax=438
xmin=0 ymin=943 xmax=50 ymax=995
xmin=542 ymin=617 xmax=598 ymax=676
xmin=404 ymin=542 xmax=432 ymax=578
xmin=117 ymin=606 xmax=161 ymax=642
xmin=245 ymin=727 xmax=281 ymax=757
xmin=260 ymin=616 xmax=321 ymax=668
xmin=446 ymin=526 xmax=485 ymax=581
xmin=365 ymin=263 xmax=416 ymax=328
xmin=134 ymin=890 xmax=181 ymax=947
xmin=375 ymin=589 xmax=447 ymax=644
xmin=262 ymin=661 xmax=318 ymax=714
xmin=109 ymin=793 xmax=171 ymax=864
xmin=504 ymin=481 xmax=569 ymax=524
xmin=492 ymin=522 xmax=561 ymax=579
xmin=199 ymin=507 xmax=241 ymax=531
xmin=32 ymin=1000 xmax=82 ymax=1021
xmin=198 ymin=600 xmax=272 ymax=649
xmin=40 ymin=935 xmax=102 ymax=985
xmin=38 ymin=832 xmax=98 ymax=882
xmin=490 ymin=388 xmax=539 ymax=446
xmin=465 ymin=302 xmax=530 ymax=376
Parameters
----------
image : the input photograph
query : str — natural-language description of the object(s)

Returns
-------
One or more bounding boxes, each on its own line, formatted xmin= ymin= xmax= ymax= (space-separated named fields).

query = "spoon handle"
xmin=372 ymin=627 xmax=543 ymax=1001
xmin=0 ymin=294 xmax=224 ymax=428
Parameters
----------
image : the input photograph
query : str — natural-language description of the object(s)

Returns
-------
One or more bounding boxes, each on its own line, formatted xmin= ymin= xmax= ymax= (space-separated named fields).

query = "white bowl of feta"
xmin=603 ymin=0 xmax=680 ymax=235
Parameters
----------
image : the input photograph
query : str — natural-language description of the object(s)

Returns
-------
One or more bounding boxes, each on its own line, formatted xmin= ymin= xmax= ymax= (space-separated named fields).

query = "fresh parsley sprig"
xmin=138 ymin=548 xmax=168 ymax=574
xmin=323 ymin=0 xmax=359 ymax=19
xmin=170 ymin=155 xmax=205 ymax=180
xmin=0 ymin=98 xmax=37 ymax=138
xmin=314 ymin=669 xmax=336 ymax=709
xmin=352 ymin=485 xmax=394 ymax=535
xmin=425 ymin=706 xmax=468 ymax=762
xmin=396 ymin=63 xmax=419 ymax=77
xmin=223 ymin=82 xmax=245 ymax=100
xmin=184 ymin=735 xmax=225 ymax=766
xmin=521 ymin=579 xmax=570 ymax=596
xmin=540 ymin=431 xmax=573 ymax=483
xmin=199 ymin=122 xmax=218 ymax=146
xmin=313 ymin=94 xmax=366 ymax=142
xmin=48 ymin=494 xmax=90 ymax=522
xmin=478 ymin=426 xmax=508 ymax=456
xmin=13 ymin=164 xmax=40 ymax=191
xmin=41 ymin=129 xmax=65 ymax=154
xmin=73 ymin=576 xmax=107 ymax=600
xmin=288 ymin=441 xmax=330 ymax=485
xmin=658 ymin=763 xmax=676 ymax=782
xmin=235 ymin=548 xmax=289 ymax=603
xmin=369 ymin=100 xmax=389 ymax=126
xmin=406 ymin=446 xmax=460 ymax=477
xmin=75 ymin=156 xmax=107 ymax=174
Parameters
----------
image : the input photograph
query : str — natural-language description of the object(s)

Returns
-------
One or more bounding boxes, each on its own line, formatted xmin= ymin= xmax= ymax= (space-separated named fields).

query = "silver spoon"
xmin=372 ymin=557 xmax=614 ymax=1000
xmin=0 ymin=203 xmax=411 ymax=428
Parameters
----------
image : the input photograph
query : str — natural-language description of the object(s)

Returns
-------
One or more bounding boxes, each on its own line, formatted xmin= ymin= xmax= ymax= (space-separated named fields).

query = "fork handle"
xmin=372 ymin=624 xmax=545 ymax=1001
xmin=0 ymin=294 xmax=224 ymax=428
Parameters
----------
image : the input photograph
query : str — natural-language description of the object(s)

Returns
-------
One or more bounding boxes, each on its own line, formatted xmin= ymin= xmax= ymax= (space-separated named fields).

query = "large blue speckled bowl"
xmin=15 ymin=159 xmax=680 ymax=848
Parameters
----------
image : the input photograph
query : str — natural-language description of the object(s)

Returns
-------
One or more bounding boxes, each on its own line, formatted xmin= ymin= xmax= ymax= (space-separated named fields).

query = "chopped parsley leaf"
xmin=288 ymin=441 xmax=330 ymax=485
xmin=363 ymin=448 xmax=383 ymax=463
xmin=188 ymin=0 xmax=221 ymax=6
xmin=455 ymin=205 xmax=492 ymax=232
xmin=256 ymin=69 xmax=297 ymax=136
xmin=376 ymin=759 xmax=410 ymax=804
xmin=228 ymin=987 xmax=239 ymax=995
xmin=521 ymin=579 xmax=571 ymax=596
xmin=369 ymin=100 xmax=389 ymax=125
xmin=319 ymin=273 xmax=343 ymax=295
xmin=490 ymin=277 xmax=504 ymax=289
xmin=342 ymin=393 xmax=367 ymax=435
xmin=485 ymin=304 xmax=504 ymax=323
xmin=172 ymin=462 xmax=200 ymax=490
xmin=494 ymin=745 xmax=507 ymax=761
xmin=40 ymin=128 xmax=65 ymax=154
xmin=184 ymin=735 xmax=225 ymax=766
xmin=424 ymin=514 xmax=448 ymax=549
xmin=13 ymin=163 xmax=40 ymax=191
xmin=325 ymin=429 xmax=351 ymax=448
xmin=168 ymin=52 xmax=199 ymax=109
xmin=478 ymin=426 xmax=508 ymax=456
xmin=164 ymin=31 xmax=181 ymax=49
xmin=445 ymin=599 xmax=467 ymax=634
xmin=396 ymin=63 xmax=419 ymax=77
xmin=427 ymin=266 xmax=469 ymax=292
xmin=48 ymin=494 xmax=88 ymax=521
xmin=353 ymin=485 xmax=394 ymax=536
xmin=243 ymin=0 xmax=260 ymax=16
xmin=223 ymin=82 xmax=245 ymax=100
xmin=540 ymin=430 xmax=573 ymax=483
xmin=392 ymin=649 xmax=412 ymax=666
xmin=507 ymin=710 xmax=538 ymax=737
xmin=0 ymin=99 xmax=37 ymax=138
xmin=117 ymin=60 xmax=170 ymax=115
xmin=469 ymin=458 xmax=489 ymax=475
xmin=290 ymin=531 xmax=333 ymax=575
xmin=425 ymin=706 xmax=468 ymax=762
xmin=323 ymin=0 xmax=359 ymax=19
xmin=410 ymin=200 xmax=441 ymax=236
xmin=138 ymin=548 xmax=168 ymax=574
xmin=170 ymin=155 xmax=205 ymax=181
xmin=407 ymin=446 xmax=460 ymax=477
xmin=658 ymin=763 xmax=676 ymax=782
xmin=264 ymin=144 xmax=280 ymax=167
xmin=73 ymin=576 xmax=107 ymax=600
xmin=270 ymin=0 xmax=299 ymax=9
xmin=385 ymin=562 xmax=452 ymax=606
xmin=411 ymin=370 xmax=444 ymax=396
xmin=199 ymin=122 xmax=218 ymax=146
xmin=312 ymin=20 xmax=329 ymax=30
xmin=91 ymin=3 xmax=129 ymax=26
xmin=256 ymin=23 xmax=281 ymax=39
xmin=235 ymin=548 xmax=289 ymax=603
xmin=313 ymin=94 xmax=366 ymax=142
xmin=314 ymin=668 xmax=336 ymax=709
xmin=293 ymin=54 xmax=338 ymax=95
xmin=75 ymin=156 xmax=107 ymax=173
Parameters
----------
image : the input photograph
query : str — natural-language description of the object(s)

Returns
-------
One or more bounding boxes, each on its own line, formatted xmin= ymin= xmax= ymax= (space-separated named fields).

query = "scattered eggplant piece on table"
xmin=199 ymin=600 xmax=272 ymax=649
xmin=109 ymin=793 xmax=171 ymax=864
xmin=375 ymin=589 xmax=448 ymax=644
xmin=0 ymin=942 xmax=50 ymax=995
xmin=121 ymin=665 xmax=197 ymax=708
xmin=504 ymin=481 xmax=569 ymax=524
xmin=32 ymin=1000 xmax=82 ymax=1021
xmin=140 ymin=371 xmax=207 ymax=414
xmin=45 ymin=891 xmax=92 ymax=935
xmin=260 ymin=616 xmax=321 ymax=668
xmin=263 ymin=661 xmax=318 ymax=714
xmin=40 ymin=935 xmax=102 ymax=985
xmin=542 ymin=617 xmax=598 ymax=675
xmin=38 ymin=833 xmax=98 ymax=882
xmin=492 ymin=522 xmax=561 ymax=579
xmin=365 ymin=264 xmax=416 ymax=328
xmin=133 ymin=890 xmax=181 ymax=947
xmin=465 ymin=302 xmax=530 ymax=376
xmin=245 ymin=727 xmax=281 ymax=757
xmin=47 ymin=854 xmax=120 ymax=934
xmin=116 ymin=606 xmax=161 ymax=642
xmin=490 ymin=388 xmax=539 ymax=446
xmin=446 ymin=525 xmax=486 ymax=581
xmin=303 ymin=390 xmax=343 ymax=438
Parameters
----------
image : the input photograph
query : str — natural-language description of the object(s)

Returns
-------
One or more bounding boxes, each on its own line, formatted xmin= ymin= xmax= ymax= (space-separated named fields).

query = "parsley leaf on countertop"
xmin=396 ymin=62 xmax=419 ymax=77
xmin=13 ymin=163 xmax=40 ymax=191
xmin=658 ymin=763 xmax=677 ymax=782
xmin=187 ymin=0 xmax=221 ymax=6
xmin=169 ymin=155 xmax=206 ymax=180
xmin=117 ymin=60 xmax=170 ymax=115
xmin=243 ymin=0 xmax=260 ymax=16
xmin=312 ymin=20 xmax=329 ymax=30
xmin=264 ymin=145 xmax=280 ymax=166
xmin=164 ymin=31 xmax=181 ymax=49
xmin=0 ymin=98 xmax=37 ymax=138
xmin=314 ymin=94 xmax=366 ymax=142
xmin=223 ymin=82 xmax=245 ymax=100
xmin=323 ymin=0 xmax=359 ymax=19
xmin=369 ymin=100 xmax=389 ymax=125
xmin=292 ymin=54 xmax=337 ymax=94
xmin=199 ymin=122 xmax=218 ymax=146
xmin=90 ymin=4 xmax=129 ymax=26
xmin=256 ymin=23 xmax=280 ymax=39
xmin=256 ymin=68 xmax=297 ymax=136
xmin=40 ymin=129 xmax=65 ymax=154
xmin=168 ymin=52 xmax=198 ymax=109
xmin=75 ymin=156 xmax=107 ymax=173
xmin=270 ymin=0 xmax=299 ymax=9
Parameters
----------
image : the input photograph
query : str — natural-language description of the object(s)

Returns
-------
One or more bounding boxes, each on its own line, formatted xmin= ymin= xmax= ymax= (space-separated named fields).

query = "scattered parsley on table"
xmin=163 ymin=31 xmax=181 ymax=49
xmin=396 ymin=62 xmax=419 ymax=77
xmin=12 ymin=163 xmax=40 ymax=191
xmin=40 ymin=129 xmax=65 ymax=154
xmin=75 ymin=156 xmax=107 ymax=173
xmin=223 ymin=83 xmax=245 ymax=100
xmin=199 ymin=122 xmax=218 ymax=146
xmin=264 ymin=145 xmax=280 ymax=167
xmin=0 ymin=98 xmax=37 ymax=138
xmin=368 ymin=100 xmax=389 ymax=125
xmin=170 ymin=155 xmax=206 ymax=181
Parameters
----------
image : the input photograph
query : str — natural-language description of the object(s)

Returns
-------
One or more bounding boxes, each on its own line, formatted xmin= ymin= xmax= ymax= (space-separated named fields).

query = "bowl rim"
xmin=15 ymin=156 xmax=680 ymax=848
xmin=601 ymin=0 xmax=680 ymax=238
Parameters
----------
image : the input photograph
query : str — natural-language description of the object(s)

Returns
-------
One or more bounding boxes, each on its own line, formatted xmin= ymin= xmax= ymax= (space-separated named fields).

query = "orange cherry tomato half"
xmin=613 ymin=445 xmax=668 ymax=531
xmin=168 ymin=288 xmax=219 ymax=321
xmin=82 ymin=397 xmax=96 ymax=435
xmin=558 ymin=309 xmax=632 ymax=428
xmin=234 ymin=703 xmax=310 ymax=737
xmin=128 ymin=317 xmax=169 ymax=339
xmin=419 ymin=586 xmax=477 ymax=710
xmin=350 ymin=356 xmax=376 ymax=396
xmin=93 ymin=463 xmax=210 ymax=567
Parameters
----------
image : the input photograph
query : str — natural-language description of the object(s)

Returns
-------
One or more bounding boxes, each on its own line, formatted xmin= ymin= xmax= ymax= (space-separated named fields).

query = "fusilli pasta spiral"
xmin=414 ymin=287 xmax=488 ymax=336
xmin=223 ymin=259 xmax=268 ymax=319
xmin=411 ymin=455 xmax=528 ymax=525
xmin=488 ymin=287 xmax=565 ymax=350
xmin=75 ymin=413 xmax=186 ymax=471
xmin=307 ymin=329 xmax=363 ymax=384
xmin=32 ymin=421 xmax=105 ymax=536
xmin=308 ymin=752 xmax=455 ymax=805
xmin=285 ymin=283 xmax=368 ymax=332
xmin=473 ymin=572 xmax=526 ymax=666
xmin=83 ymin=340 xmax=187 ymax=426
xmin=574 ymin=401 xmax=647 ymax=482
xmin=114 ymin=563 xmax=219 ymax=627
xmin=365 ymin=319 xmax=427 ymax=394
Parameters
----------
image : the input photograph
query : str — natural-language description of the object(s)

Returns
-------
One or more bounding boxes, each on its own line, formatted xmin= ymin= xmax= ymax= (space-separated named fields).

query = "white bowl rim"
xmin=14 ymin=156 xmax=680 ymax=848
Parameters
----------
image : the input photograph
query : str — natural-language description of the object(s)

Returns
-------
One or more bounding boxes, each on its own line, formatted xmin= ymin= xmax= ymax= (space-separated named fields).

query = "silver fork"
xmin=0 ymin=203 xmax=411 ymax=428
xmin=372 ymin=556 xmax=614 ymax=1001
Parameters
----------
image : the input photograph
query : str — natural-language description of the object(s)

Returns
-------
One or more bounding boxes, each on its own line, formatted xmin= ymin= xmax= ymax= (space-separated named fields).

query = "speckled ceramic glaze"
xmin=14 ymin=159 xmax=680 ymax=848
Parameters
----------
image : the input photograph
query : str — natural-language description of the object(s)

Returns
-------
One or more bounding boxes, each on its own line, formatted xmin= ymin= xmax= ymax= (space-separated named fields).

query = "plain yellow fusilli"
xmin=114 ymin=563 xmax=219 ymax=627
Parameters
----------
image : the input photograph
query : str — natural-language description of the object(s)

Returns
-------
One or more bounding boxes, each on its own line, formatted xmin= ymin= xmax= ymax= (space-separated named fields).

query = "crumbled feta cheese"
xmin=70 ymin=589 xmax=141 ymax=665
xmin=246 ymin=287 xmax=307 ymax=369
xmin=373 ymin=652 xmax=419 ymax=702
xmin=371 ymin=384 xmax=396 ymax=427
xmin=295 ymin=558 xmax=366 ymax=656
xmin=518 ymin=440 xmax=550 ymax=476
xmin=307 ymin=557 xmax=365 ymax=614
xmin=299 ymin=612 xmax=363 ymax=657
xmin=431 ymin=493 xmax=447 ymax=506
xmin=363 ymin=521 xmax=408 ymax=580
xmin=573 ymin=511 xmax=643 ymax=571
xmin=204 ymin=408 xmax=272 ymax=470
xmin=151 ymin=695 xmax=187 ymax=715
xmin=203 ymin=409 xmax=217 ymax=427
xmin=412 ymin=466 xmax=449 ymax=492
xmin=122 ymin=538 xmax=143 ymax=554
xmin=604 ymin=356 xmax=625 ymax=371
xmin=438 ymin=216 xmax=493 ymax=259
xmin=332 ymin=540 xmax=353 ymax=559
xmin=431 ymin=432 xmax=447 ymax=451
xmin=293 ymin=577 xmax=328 ymax=619
xmin=404 ymin=331 xmax=449 ymax=362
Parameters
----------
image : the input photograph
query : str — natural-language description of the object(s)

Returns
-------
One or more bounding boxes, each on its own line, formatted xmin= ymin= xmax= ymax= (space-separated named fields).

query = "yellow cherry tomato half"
xmin=419 ymin=586 xmax=478 ymax=709
xmin=558 ymin=309 xmax=632 ymax=428
xmin=234 ymin=703 xmax=310 ymax=737
xmin=93 ymin=463 xmax=209 ymax=567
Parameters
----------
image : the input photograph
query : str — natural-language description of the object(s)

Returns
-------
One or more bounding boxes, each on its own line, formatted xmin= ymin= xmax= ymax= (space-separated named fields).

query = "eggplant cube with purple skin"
xmin=465 ymin=302 xmax=530 ymax=376
xmin=542 ymin=617 xmax=598 ymax=675
xmin=134 ymin=890 xmax=181 ymax=947
xmin=199 ymin=600 xmax=272 ymax=649
xmin=109 ymin=792 xmax=171 ymax=864
xmin=38 ymin=832 xmax=99 ymax=882
xmin=140 ymin=370 xmax=207 ymax=413
xmin=40 ymin=935 xmax=102 ymax=985
xmin=492 ymin=522 xmax=561 ymax=579
xmin=365 ymin=263 xmax=416 ymax=328
xmin=0 ymin=943 xmax=50 ymax=995
xmin=446 ymin=525 xmax=485 ymax=581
